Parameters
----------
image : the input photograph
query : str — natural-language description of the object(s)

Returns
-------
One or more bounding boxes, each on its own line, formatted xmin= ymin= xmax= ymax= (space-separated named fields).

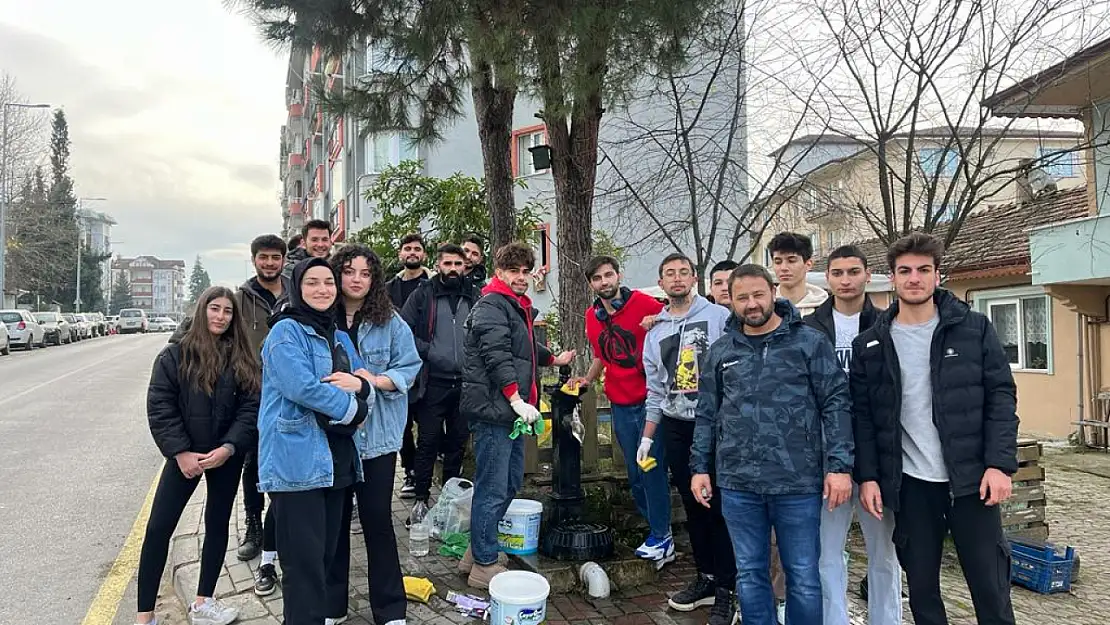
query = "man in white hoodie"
xmin=768 ymin=232 xmax=829 ymax=316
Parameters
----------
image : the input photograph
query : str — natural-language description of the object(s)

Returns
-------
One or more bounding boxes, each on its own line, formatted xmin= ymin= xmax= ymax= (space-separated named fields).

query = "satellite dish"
xmin=1027 ymin=167 xmax=1058 ymax=195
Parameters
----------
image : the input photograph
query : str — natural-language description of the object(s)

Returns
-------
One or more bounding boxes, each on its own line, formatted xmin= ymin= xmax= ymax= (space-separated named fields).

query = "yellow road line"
xmin=80 ymin=466 xmax=162 ymax=625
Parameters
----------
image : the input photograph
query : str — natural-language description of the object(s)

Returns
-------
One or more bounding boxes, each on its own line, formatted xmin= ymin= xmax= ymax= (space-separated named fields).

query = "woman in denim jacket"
xmin=258 ymin=257 xmax=372 ymax=625
xmin=325 ymin=244 xmax=422 ymax=625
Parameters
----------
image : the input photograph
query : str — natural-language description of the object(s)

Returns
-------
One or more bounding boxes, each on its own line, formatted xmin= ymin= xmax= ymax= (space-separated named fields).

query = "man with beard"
xmin=569 ymin=256 xmax=670 ymax=569
xmin=640 ymin=255 xmax=730 ymax=575
xmin=169 ymin=234 xmax=290 ymax=596
xmin=400 ymin=243 xmax=482 ymax=525
xmin=388 ymin=233 xmax=434 ymax=497
xmin=850 ymin=234 xmax=1017 ymax=625
xmin=692 ymin=263 xmax=853 ymax=625
xmin=461 ymin=234 xmax=487 ymax=287
xmin=282 ymin=219 xmax=333 ymax=279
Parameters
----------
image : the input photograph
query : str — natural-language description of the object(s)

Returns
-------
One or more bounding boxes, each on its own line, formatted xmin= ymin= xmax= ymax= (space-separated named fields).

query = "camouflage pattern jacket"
xmin=691 ymin=299 xmax=854 ymax=495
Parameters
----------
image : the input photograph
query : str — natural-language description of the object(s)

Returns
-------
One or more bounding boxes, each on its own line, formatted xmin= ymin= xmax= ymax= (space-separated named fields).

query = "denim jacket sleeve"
xmin=381 ymin=314 xmax=422 ymax=399
xmin=263 ymin=320 xmax=357 ymax=421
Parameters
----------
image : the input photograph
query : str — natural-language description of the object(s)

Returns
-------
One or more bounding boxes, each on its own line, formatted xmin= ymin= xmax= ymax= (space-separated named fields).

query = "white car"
xmin=0 ymin=323 xmax=10 ymax=355
xmin=118 ymin=308 xmax=149 ymax=334
xmin=1 ymin=309 xmax=46 ymax=350
xmin=149 ymin=317 xmax=178 ymax=332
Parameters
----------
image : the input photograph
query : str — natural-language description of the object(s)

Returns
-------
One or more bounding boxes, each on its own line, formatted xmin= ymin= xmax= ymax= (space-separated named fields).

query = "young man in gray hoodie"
xmin=640 ymin=253 xmax=736 ymax=624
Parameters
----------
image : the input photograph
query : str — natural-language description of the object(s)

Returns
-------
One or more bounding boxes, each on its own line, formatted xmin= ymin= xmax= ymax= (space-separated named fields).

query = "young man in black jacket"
xmin=804 ymin=246 xmax=901 ymax=625
xmin=457 ymin=242 xmax=574 ymax=589
xmin=850 ymin=233 xmax=1018 ymax=625
xmin=400 ymin=243 xmax=481 ymax=524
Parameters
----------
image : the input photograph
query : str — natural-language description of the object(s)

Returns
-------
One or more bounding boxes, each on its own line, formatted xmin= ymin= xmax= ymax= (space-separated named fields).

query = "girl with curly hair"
xmin=326 ymin=244 xmax=422 ymax=625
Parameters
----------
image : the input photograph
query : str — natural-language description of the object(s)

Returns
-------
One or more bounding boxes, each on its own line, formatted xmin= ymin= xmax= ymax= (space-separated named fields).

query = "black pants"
xmin=664 ymin=418 xmax=737 ymax=589
xmin=895 ymin=474 xmax=1016 ymax=625
xmin=400 ymin=409 xmax=416 ymax=474
xmin=137 ymin=454 xmax=244 ymax=612
xmin=240 ymin=451 xmax=278 ymax=551
xmin=328 ymin=453 xmax=407 ymax=624
xmin=414 ymin=381 xmax=467 ymax=500
xmin=272 ymin=487 xmax=347 ymax=625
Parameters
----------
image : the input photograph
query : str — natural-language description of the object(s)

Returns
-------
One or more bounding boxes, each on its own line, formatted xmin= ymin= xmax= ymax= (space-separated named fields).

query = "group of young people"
xmin=571 ymin=231 xmax=1019 ymax=625
xmin=131 ymin=218 xmax=1020 ymax=625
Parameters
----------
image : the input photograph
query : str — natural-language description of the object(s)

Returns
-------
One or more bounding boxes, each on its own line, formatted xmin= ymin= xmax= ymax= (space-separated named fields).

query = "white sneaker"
xmin=776 ymin=601 xmax=785 ymax=625
xmin=325 ymin=617 xmax=349 ymax=625
xmin=189 ymin=598 xmax=239 ymax=625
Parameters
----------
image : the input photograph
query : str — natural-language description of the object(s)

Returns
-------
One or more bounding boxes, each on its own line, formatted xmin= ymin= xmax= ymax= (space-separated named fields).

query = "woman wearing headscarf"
xmin=136 ymin=286 xmax=260 ymax=625
xmin=324 ymin=244 xmax=422 ymax=625
xmin=257 ymin=257 xmax=371 ymax=625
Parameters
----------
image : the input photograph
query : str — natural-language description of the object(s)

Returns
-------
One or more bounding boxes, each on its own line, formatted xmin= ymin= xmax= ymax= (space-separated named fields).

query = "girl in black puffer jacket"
xmin=136 ymin=286 xmax=260 ymax=625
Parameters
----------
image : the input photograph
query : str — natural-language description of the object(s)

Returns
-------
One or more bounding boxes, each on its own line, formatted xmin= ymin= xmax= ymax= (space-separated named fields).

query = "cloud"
xmin=203 ymin=244 xmax=253 ymax=262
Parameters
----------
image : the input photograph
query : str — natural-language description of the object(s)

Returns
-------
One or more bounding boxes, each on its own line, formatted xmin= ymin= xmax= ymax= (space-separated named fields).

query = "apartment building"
xmin=111 ymin=255 xmax=186 ymax=316
xmin=751 ymin=127 xmax=1086 ymax=264
xmin=76 ymin=208 xmax=116 ymax=310
xmin=278 ymin=30 xmax=749 ymax=313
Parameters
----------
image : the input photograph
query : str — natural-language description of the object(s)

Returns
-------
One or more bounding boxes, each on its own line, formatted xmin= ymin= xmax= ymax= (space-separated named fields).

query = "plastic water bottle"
xmin=410 ymin=522 xmax=430 ymax=557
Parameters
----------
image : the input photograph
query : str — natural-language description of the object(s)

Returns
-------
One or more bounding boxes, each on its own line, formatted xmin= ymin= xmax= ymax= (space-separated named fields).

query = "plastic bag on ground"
xmin=427 ymin=477 xmax=474 ymax=539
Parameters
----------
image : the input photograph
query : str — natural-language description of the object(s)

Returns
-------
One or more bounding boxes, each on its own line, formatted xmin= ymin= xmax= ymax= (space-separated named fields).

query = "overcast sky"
xmin=0 ymin=0 xmax=287 ymax=288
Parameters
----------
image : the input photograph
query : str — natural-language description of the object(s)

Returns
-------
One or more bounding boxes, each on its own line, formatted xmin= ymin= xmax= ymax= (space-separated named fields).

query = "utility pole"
xmin=0 ymin=101 xmax=50 ymax=307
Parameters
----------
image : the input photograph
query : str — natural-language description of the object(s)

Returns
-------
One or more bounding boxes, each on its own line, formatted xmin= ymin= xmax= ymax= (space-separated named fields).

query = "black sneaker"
xmin=236 ymin=513 xmax=262 ymax=561
xmin=400 ymin=473 xmax=416 ymax=499
xmin=668 ymin=572 xmax=716 ymax=611
xmin=254 ymin=563 xmax=278 ymax=596
xmin=707 ymin=587 xmax=738 ymax=625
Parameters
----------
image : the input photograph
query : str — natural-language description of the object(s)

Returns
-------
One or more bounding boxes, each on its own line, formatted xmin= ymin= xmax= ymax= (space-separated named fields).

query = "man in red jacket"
xmin=571 ymin=255 xmax=672 ymax=564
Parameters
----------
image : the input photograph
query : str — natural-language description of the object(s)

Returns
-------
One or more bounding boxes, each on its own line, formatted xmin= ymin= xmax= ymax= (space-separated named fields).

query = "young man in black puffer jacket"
xmin=850 ymin=233 xmax=1018 ymax=625
xmin=456 ymin=242 xmax=575 ymax=590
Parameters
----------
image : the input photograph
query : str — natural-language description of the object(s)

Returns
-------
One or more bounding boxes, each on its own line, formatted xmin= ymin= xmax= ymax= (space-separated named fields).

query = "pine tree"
xmin=44 ymin=110 xmax=81 ymax=310
xmin=187 ymin=255 xmax=211 ymax=306
xmin=109 ymin=275 xmax=132 ymax=315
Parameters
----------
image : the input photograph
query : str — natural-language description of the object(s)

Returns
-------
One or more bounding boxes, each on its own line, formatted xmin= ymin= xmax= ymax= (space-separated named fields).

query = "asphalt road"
xmin=0 ymin=332 xmax=175 ymax=625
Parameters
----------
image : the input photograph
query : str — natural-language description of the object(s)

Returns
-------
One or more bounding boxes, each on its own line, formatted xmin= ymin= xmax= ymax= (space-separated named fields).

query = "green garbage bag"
xmin=438 ymin=532 xmax=471 ymax=559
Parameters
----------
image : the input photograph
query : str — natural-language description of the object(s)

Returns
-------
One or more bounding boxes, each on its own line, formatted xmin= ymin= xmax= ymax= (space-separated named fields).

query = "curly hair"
xmin=330 ymin=243 xmax=394 ymax=326
xmin=494 ymin=241 xmax=535 ymax=271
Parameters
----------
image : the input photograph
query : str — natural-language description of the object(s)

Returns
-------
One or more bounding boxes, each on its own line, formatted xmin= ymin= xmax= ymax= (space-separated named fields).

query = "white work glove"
xmin=511 ymin=399 xmax=542 ymax=425
xmin=636 ymin=437 xmax=654 ymax=464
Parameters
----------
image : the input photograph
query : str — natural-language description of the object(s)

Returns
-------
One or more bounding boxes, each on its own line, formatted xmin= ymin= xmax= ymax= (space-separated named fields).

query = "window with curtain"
xmin=984 ymin=293 xmax=1050 ymax=371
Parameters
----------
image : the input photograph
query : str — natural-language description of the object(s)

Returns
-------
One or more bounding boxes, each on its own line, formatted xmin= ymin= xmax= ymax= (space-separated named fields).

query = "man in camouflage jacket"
xmin=691 ymin=263 xmax=853 ymax=625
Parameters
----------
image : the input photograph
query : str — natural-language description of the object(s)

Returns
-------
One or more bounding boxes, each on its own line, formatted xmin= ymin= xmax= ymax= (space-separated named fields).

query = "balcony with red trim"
xmin=288 ymin=152 xmax=305 ymax=169
xmin=288 ymin=102 xmax=304 ymax=118
xmin=288 ymin=199 xmax=305 ymax=216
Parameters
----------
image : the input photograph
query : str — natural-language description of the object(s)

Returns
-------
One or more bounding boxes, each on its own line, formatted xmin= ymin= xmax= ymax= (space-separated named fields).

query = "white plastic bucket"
xmin=488 ymin=570 xmax=550 ymax=625
xmin=497 ymin=499 xmax=542 ymax=555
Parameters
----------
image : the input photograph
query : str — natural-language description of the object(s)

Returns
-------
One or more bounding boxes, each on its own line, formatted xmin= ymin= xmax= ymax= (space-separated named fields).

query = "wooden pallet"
xmin=1003 ymin=439 xmax=1048 ymax=541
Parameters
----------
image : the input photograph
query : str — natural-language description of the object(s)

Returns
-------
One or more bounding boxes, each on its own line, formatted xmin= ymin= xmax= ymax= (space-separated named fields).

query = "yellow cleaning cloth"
xmin=403 ymin=576 xmax=436 ymax=603
xmin=638 ymin=456 xmax=657 ymax=472
xmin=561 ymin=381 xmax=582 ymax=396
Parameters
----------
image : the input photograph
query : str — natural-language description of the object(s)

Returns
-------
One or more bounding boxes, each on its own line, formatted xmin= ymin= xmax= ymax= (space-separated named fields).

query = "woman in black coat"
xmin=135 ymin=286 xmax=261 ymax=625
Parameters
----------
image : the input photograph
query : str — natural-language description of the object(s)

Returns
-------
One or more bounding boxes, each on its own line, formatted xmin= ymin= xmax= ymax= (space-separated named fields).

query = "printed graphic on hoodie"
xmin=660 ymin=322 xmax=710 ymax=396
xmin=598 ymin=322 xmax=639 ymax=369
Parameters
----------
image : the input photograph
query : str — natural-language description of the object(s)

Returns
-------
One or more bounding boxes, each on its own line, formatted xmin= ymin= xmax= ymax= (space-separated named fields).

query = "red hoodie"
xmin=482 ymin=277 xmax=553 ymax=405
xmin=584 ymin=289 xmax=664 ymax=405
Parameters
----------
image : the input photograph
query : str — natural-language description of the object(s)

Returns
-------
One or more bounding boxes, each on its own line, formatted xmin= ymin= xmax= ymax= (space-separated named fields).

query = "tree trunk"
xmin=546 ymin=100 xmax=602 ymax=373
xmin=471 ymin=60 xmax=518 ymax=253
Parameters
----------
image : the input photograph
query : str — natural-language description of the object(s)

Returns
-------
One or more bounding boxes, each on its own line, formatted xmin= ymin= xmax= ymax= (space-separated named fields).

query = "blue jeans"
xmin=819 ymin=483 xmax=901 ymax=625
xmin=610 ymin=403 xmax=672 ymax=539
xmin=721 ymin=489 xmax=823 ymax=625
xmin=469 ymin=421 xmax=525 ymax=565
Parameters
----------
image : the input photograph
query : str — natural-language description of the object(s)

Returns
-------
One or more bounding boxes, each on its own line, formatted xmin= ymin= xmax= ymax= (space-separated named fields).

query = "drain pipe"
xmin=579 ymin=562 xmax=611 ymax=598
xmin=1077 ymin=313 xmax=1085 ymax=444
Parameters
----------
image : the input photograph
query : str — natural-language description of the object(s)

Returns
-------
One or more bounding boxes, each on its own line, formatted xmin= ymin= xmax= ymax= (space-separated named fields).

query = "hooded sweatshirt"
xmin=584 ymin=289 xmax=665 ymax=405
xmin=793 ymin=283 xmax=830 ymax=317
xmin=643 ymin=295 xmax=731 ymax=424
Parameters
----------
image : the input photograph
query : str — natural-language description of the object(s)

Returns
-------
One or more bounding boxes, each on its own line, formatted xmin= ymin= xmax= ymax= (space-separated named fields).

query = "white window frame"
xmin=976 ymin=286 xmax=1053 ymax=373
xmin=1035 ymin=146 xmax=1077 ymax=178
xmin=363 ymin=132 xmax=418 ymax=174
xmin=515 ymin=131 xmax=547 ymax=177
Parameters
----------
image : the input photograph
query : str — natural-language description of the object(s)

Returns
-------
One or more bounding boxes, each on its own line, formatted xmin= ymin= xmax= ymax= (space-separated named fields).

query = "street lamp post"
xmin=75 ymin=197 xmax=108 ymax=313
xmin=0 ymin=102 xmax=51 ymax=307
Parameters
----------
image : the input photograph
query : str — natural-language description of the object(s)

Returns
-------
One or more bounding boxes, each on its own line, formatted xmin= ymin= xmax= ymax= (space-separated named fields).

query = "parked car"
xmin=61 ymin=313 xmax=81 ymax=342
xmin=75 ymin=314 xmax=94 ymax=340
xmin=32 ymin=311 xmax=71 ymax=345
xmin=117 ymin=308 xmax=149 ymax=334
xmin=106 ymin=315 xmax=120 ymax=334
xmin=87 ymin=312 xmax=107 ymax=336
xmin=149 ymin=317 xmax=178 ymax=333
xmin=0 ymin=323 xmax=10 ymax=355
xmin=1 ymin=309 xmax=46 ymax=350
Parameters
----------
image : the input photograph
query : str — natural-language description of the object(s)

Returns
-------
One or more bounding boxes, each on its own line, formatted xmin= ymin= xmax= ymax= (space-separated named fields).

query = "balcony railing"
xmin=288 ymin=152 xmax=305 ymax=169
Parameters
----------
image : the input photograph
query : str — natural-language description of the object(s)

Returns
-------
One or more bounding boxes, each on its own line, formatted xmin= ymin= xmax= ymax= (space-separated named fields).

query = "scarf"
xmin=269 ymin=257 xmax=337 ymax=338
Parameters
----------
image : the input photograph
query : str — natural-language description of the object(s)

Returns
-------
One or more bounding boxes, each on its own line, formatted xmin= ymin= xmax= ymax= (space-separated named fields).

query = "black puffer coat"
xmin=147 ymin=343 xmax=260 ymax=458
xmin=848 ymin=289 xmax=1019 ymax=510
xmin=459 ymin=286 xmax=553 ymax=427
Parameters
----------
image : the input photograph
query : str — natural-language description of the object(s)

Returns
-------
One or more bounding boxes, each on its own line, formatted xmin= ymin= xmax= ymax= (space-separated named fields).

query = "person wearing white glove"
xmin=636 ymin=437 xmax=654 ymax=464
xmin=511 ymin=399 xmax=543 ymax=424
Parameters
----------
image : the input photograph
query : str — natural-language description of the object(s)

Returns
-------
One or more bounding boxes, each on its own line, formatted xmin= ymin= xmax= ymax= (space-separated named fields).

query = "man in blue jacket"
xmin=691 ymin=263 xmax=854 ymax=625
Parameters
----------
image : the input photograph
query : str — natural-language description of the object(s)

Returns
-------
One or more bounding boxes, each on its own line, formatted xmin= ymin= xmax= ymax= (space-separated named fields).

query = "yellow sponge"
xmin=637 ymin=456 xmax=657 ymax=472
xmin=561 ymin=381 xmax=582 ymax=396
xmin=403 ymin=576 xmax=436 ymax=603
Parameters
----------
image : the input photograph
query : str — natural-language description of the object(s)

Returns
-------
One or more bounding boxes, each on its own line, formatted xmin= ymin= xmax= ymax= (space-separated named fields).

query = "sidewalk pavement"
xmin=163 ymin=451 xmax=1110 ymax=624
